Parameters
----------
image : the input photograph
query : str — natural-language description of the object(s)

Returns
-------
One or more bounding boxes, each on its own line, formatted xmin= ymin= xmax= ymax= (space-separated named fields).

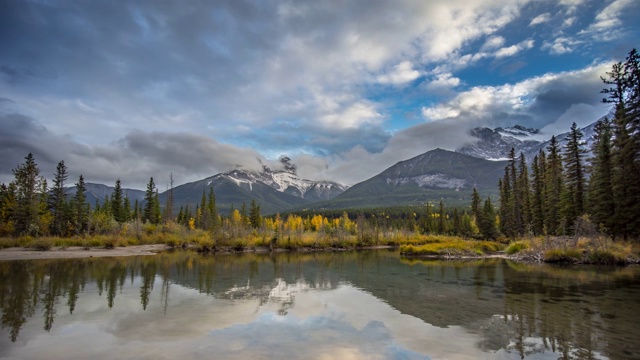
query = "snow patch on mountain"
xmin=387 ymin=174 xmax=467 ymax=190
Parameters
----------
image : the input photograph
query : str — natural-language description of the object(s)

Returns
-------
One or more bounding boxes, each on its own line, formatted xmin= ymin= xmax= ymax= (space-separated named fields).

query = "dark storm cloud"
xmin=0 ymin=114 xmax=267 ymax=189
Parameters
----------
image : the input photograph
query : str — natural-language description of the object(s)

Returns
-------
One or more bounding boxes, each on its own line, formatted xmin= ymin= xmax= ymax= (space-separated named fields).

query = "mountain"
xmin=66 ymin=182 xmax=146 ymax=207
xmin=457 ymin=120 xmax=601 ymax=162
xmin=164 ymin=157 xmax=348 ymax=214
xmin=313 ymin=148 xmax=507 ymax=209
xmin=456 ymin=125 xmax=543 ymax=160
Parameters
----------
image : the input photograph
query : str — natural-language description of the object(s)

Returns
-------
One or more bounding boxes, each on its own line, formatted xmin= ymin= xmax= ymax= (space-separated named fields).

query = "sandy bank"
xmin=0 ymin=244 xmax=169 ymax=261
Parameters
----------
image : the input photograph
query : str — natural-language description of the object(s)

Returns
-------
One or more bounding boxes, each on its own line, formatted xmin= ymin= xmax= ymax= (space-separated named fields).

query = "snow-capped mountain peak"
xmin=221 ymin=158 xmax=348 ymax=201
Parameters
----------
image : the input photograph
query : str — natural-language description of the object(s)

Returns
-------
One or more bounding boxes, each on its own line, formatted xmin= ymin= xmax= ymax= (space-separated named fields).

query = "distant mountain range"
xmin=70 ymin=118 xmax=604 ymax=214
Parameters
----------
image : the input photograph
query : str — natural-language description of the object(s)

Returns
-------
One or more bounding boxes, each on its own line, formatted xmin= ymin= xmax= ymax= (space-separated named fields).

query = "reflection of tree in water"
xmin=0 ymin=251 xmax=351 ymax=342
xmin=496 ymin=262 xmax=640 ymax=359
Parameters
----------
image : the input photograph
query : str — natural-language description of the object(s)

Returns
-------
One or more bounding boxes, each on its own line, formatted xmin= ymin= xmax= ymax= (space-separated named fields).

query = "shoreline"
xmin=0 ymin=245 xmax=170 ymax=261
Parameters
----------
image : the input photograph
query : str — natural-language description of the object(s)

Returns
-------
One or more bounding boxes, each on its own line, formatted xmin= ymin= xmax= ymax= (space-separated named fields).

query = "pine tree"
xmin=530 ymin=152 xmax=546 ymax=235
xmin=143 ymin=177 xmax=156 ymax=224
xmin=517 ymin=153 xmax=532 ymax=234
xmin=249 ymin=199 xmax=261 ymax=228
xmin=545 ymin=136 xmax=564 ymax=235
xmin=154 ymin=190 xmax=161 ymax=224
xmin=479 ymin=197 xmax=498 ymax=240
xmin=111 ymin=179 xmax=124 ymax=223
xmin=207 ymin=187 xmax=219 ymax=231
xmin=123 ymin=196 xmax=132 ymax=222
xmin=471 ymin=188 xmax=481 ymax=220
xmin=561 ymin=122 xmax=587 ymax=232
xmin=499 ymin=167 xmax=514 ymax=238
xmin=50 ymin=161 xmax=69 ymax=236
xmin=12 ymin=153 xmax=42 ymax=235
xmin=602 ymin=50 xmax=640 ymax=238
xmin=588 ymin=118 xmax=615 ymax=232
xmin=73 ymin=175 xmax=88 ymax=234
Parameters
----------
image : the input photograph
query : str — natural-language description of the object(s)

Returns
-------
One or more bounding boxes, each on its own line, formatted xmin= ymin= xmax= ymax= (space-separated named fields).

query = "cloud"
xmin=494 ymin=39 xmax=535 ymax=58
xmin=424 ymin=72 xmax=461 ymax=92
xmin=421 ymin=63 xmax=612 ymax=129
xmin=376 ymin=61 xmax=422 ymax=86
xmin=543 ymin=37 xmax=581 ymax=55
xmin=481 ymin=36 xmax=506 ymax=51
xmin=580 ymin=0 xmax=635 ymax=41
xmin=529 ymin=12 xmax=552 ymax=26
xmin=0 ymin=114 xmax=267 ymax=189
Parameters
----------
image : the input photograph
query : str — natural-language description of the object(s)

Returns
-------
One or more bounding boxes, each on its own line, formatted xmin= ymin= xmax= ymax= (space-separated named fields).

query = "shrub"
xmin=543 ymin=249 xmax=582 ymax=263
xmin=28 ymin=238 xmax=52 ymax=251
xmin=506 ymin=241 xmax=528 ymax=255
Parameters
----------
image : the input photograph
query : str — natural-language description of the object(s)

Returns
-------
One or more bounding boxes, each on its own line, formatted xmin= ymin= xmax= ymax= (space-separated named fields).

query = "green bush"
xmin=505 ymin=241 xmax=528 ymax=255
xmin=544 ymin=249 xmax=582 ymax=263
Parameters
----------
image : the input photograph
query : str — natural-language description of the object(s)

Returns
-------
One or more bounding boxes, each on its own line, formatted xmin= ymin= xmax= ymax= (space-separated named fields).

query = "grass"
xmin=503 ymin=235 xmax=637 ymax=264
xmin=399 ymin=238 xmax=504 ymax=257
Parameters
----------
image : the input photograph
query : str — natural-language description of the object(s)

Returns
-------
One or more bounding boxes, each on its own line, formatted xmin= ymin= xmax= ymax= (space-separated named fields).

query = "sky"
xmin=1 ymin=0 xmax=638 ymax=190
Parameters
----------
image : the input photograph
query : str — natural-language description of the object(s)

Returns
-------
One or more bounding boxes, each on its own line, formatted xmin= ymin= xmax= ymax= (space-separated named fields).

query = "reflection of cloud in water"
xmin=3 ymin=281 xmax=486 ymax=360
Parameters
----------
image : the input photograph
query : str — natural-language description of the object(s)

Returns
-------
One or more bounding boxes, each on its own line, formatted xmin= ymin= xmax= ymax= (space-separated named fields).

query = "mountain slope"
xmin=315 ymin=148 xmax=507 ymax=209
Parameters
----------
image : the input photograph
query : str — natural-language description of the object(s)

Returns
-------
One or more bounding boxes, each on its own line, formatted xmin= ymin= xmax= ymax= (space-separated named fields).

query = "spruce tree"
xmin=50 ymin=161 xmax=69 ymax=236
xmin=479 ymin=197 xmax=498 ymax=240
xmin=545 ymin=136 xmax=564 ymax=235
xmin=561 ymin=122 xmax=587 ymax=232
xmin=602 ymin=50 xmax=640 ymax=238
xmin=73 ymin=175 xmax=88 ymax=234
xmin=588 ymin=118 xmax=615 ymax=232
xmin=143 ymin=177 xmax=156 ymax=224
xmin=207 ymin=187 xmax=219 ymax=231
xmin=508 ymin=148 xmax=523 ymax=236
xmin=111 ymin=179 xmax=124 ymax=223
xmin=517 ymin=153 xmax=532 ymax=234
xmin=530 ymin=152 xmax=546 ymax=235
xmin=499 ymin=167 xmax=514 ymax=238
xmin=12 ymin=153 xmax=42 ymax=235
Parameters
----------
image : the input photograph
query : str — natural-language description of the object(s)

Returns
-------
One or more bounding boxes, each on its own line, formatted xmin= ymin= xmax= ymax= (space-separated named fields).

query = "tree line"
xmin=499 ymin=49 xmax=640 ymax=240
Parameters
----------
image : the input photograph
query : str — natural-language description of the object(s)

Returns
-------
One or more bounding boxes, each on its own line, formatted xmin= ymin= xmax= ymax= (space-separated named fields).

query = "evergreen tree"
xmin=154 ymin=190 xmax=161 ymax=224
xmin=602 ymin=50 xmax=640 ymax=238
xmin=588 ymin=118 xmax=615 ymax=233
xmin=471 ymin=188 xmax=481 ymax=220
xmin=478 ymin=197 xmax=498 ymax=240
xmin=73 ymin=175 xmax=89 ymax=234
xmin=207 ymin=187 xmax=219 ymax=231
xmin=143 ymin=177 xmax=157 ymax=224
xmin=111 ymin=179 xmax=124 ymax=223
xmin=561 ymin=122 xmax=587 ymax=232
xmin=544 ymin=136 xmax=564 ymax=235
xmin=50 ymin=161 xmax=69 ymax=236
xmin=530 ymin=152 xmax=546 ymax=235
xmin=123 ymin=196 xmax=132 ymax=222
xmin=499 ymin=167 xmax=514 ymax=238
xmin=249 ymin=199 xmax=261 ymax=228
xmin=12 ymin=153 xmax=43 ymax=235
xmin=517 ymin=153 xmax=532 ymax=234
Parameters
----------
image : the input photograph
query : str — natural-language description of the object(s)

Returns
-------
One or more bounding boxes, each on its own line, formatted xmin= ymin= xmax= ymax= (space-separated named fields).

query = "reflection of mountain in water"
xmin=1 ymin=251 xmax=639 ymax=359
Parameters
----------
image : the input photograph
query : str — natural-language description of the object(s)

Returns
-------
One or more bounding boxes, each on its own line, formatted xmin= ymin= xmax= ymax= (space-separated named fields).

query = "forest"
xmin=0 ymin=49 xmax=639 ymax=261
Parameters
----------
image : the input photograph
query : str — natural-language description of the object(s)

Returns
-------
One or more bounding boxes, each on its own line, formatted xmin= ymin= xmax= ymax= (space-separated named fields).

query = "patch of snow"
xmin=387 ymin=174 xmax=467 ymax=190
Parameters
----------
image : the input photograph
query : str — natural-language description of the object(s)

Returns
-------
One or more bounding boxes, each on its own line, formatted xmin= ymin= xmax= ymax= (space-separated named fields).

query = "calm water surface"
xmin=0 ymin=250 xmax=639 ymax=359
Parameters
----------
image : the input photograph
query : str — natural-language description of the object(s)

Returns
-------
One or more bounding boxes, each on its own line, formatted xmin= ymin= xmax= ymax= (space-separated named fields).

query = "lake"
xmin=0 ymin=250 xmax=639 ymax=359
